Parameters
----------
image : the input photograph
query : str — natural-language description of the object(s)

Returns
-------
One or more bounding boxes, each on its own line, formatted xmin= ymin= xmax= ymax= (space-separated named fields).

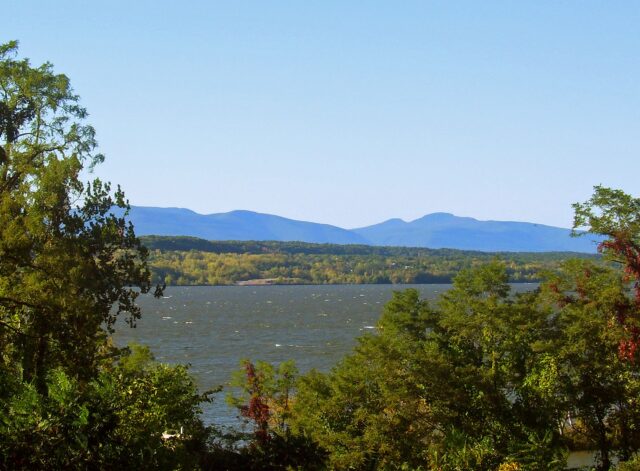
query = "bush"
xmin=0 ymin=345 xmax=212 ymax=470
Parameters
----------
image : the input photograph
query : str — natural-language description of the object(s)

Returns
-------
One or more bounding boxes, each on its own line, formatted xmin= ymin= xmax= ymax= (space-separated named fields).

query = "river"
xmin=113 ymin=283 xmax=537 ymax=428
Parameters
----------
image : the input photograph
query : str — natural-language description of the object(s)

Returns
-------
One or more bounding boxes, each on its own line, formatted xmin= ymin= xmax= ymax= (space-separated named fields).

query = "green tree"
xmin=226 ymin=359 xmax=325 ymax=470
xmin=538 ymin=260 xmax=640 ymax=470
xmin=0 ymin=40 xmax=154 ymax=390
xmin=291 ymin=264 xmax=568 ymax=470
xmin=573 ymin=185 xmax=640 ymax=361
xmin=0 ymin=344 xmax=211 ymax=470
xmin=0 ymin=42 xmax=220 ymax=470
xmin=292 ymin=289 xmax=443 ymax=469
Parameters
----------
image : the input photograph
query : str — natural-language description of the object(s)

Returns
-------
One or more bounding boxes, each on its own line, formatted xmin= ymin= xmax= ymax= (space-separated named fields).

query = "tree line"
xmin=142 ymin=237 xmax=599 ymax=286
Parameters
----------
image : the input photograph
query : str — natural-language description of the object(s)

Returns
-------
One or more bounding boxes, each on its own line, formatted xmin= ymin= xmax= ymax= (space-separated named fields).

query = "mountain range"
xmin=121 ymin=206 xmax=602 ymax=253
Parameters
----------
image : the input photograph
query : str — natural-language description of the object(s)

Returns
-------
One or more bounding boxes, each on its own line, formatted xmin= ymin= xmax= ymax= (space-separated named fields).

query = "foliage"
xmin=0 ymin=40 xmax=155 ymax=393
xmin=264 ymin=187 xmax=640 ymax=471
xmin=616 ymin=454 xmax=640 ymax=470
xmin=539 ymin=260 xmax=640 ymax=468
xmin=0 ymin=42 xmax=215 ymax=470
xmin=140 ymin=236 xmax=597 ymax=259
xmin=0 ymin=344 xmax=211 ymax=470
xmin=289 ymin=259 xmax=640 ymax=470
xmin=225 ymin=359 xmax=326 ymax=470
xmin=291 ymin=288 xmax=440 ymax=469
xmin=141 ymin=236 xmax=600 ymax=286
xmin=574 ymin=185 xmax=640 ymax=360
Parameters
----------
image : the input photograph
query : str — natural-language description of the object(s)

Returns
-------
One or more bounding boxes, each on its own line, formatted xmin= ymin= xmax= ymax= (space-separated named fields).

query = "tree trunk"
xmin=597 ymin=416 xmax=611 ymax=471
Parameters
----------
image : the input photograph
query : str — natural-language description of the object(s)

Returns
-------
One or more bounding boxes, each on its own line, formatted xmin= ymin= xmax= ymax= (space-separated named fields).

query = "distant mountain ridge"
xmin=352 ymin=212 xmax=600 ymax=252
xmin=122 ymin=206 xmax=366 ymax=245
xmin=123 ymin=206 xmax=602 ymax=253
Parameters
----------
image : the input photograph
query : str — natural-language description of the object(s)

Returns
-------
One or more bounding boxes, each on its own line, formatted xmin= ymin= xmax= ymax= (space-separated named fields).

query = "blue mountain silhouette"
xmin=123 ymin=207 xmax=601 ymax=253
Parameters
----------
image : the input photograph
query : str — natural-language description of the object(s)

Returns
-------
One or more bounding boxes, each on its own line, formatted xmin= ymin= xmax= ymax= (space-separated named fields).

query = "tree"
xmin=291 ymin=289 xmax=445 ymax=470
xmin=0 ymin=40 xmax=155 ymax=391
xmin=226 ymin=359 xmax=325 ymax=470
xmin=0 ymin=343 xmax=211 ymax=470
xmin=0 ymin=42 xmax=219 ymax=470
xmin=539 ymin=260 xmax=640 ymax=470
xmin=291 ymin=265 xmax=569 ymax=470
xmin=573 ymin=185 xmax=640 ymax=361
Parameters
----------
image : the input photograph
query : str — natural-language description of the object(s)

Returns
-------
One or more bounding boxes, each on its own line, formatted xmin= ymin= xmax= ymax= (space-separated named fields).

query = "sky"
xmin=4 ymin=1 xmax=640 ymax=229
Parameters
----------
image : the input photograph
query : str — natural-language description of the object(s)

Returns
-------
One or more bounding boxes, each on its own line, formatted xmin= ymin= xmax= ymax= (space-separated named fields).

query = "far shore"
xmin=166 ymin=279 xmax=540 ymax=287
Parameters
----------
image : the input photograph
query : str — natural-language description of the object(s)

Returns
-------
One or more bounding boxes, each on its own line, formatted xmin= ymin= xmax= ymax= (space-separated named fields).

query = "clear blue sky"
xmin=5 ymin=1 xmax=639 ymax=228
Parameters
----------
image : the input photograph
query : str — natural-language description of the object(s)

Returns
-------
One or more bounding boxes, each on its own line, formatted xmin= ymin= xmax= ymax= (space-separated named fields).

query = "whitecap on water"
xmin=162 ymin=316 xmax=172 ymax=320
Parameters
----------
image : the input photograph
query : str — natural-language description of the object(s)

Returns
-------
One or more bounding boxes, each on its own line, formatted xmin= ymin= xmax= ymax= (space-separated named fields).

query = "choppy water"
xmin=113 ymin=283 xmax=536 ymax=428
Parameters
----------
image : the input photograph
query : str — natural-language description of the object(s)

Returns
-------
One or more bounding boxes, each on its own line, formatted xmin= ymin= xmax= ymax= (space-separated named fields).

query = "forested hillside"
xmin=142 ymin=236 xmax=600 ymax=285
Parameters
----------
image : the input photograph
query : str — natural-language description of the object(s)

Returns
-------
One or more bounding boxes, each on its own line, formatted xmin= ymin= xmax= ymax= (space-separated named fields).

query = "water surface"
xmin=113 ymin=284 xmax=536 ymax=427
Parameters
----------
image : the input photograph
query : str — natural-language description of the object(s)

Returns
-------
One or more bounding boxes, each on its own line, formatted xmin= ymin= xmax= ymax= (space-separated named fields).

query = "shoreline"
xmin=154 ymin=280 xmax=542 ymax=288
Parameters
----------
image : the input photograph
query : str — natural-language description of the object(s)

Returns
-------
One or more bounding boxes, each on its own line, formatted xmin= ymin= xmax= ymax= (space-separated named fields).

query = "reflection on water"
xmin=113 ymin=283 xmax=536 ymax=427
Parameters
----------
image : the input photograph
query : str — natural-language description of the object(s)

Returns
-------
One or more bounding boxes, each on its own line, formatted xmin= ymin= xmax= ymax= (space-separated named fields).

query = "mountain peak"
xmin=382 ymin=217 xmax=408 ymax=225
xmin=223 ymin=209 xmax=264 ymax=218
xmin=418 ymin=212 xmax=477 ymax=221
xmin=416 ymin=212 xmax=455 ymax=221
